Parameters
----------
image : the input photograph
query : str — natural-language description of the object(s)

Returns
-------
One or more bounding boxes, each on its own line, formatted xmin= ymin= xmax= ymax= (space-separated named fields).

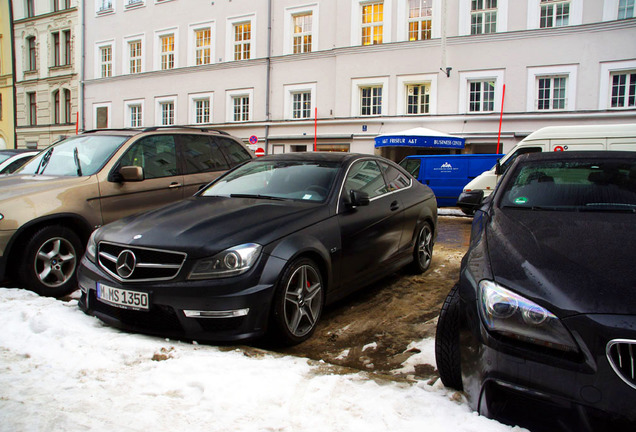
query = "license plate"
xmin=96 ymin=283 xmax=149 ymax=311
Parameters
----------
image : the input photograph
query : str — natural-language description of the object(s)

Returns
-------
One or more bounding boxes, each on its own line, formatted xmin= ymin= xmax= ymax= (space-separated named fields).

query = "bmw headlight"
xmin=478 ymin=280 xmax=579 ymax=353
xmin=188 ymin=243 xmax=261 ymax=280
xmin=86 ymin=230 xmax=98 ymax=263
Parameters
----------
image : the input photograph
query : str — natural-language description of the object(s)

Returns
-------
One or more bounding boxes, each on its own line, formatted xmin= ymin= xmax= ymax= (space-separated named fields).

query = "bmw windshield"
xmin=201 ymin=160 xmax=340 ymax=203
xmin=17 ymin=135 xmax=127 ymax=177
xmin=500 ymin=157 xmax=636 ymax=212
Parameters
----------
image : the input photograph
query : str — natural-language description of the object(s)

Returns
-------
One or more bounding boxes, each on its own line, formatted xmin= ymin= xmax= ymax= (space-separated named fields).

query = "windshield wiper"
xmin=35 ymin=147 xmax=54 ymax=175
xmin=581 ymin=203 xmax=636 ymax=213
xmin=73 ymin=147 xmax=83 ymax=177
xmin=230 ymin=193 xmax=288 ymax=201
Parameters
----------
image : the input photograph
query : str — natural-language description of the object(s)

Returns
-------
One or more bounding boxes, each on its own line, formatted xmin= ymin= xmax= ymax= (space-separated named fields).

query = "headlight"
xmin=188 ymin=243 xmax=261 ymax=280
xmin=86 ymin=230 xmax=98 ymax=263
xmin=478 ymin=280 xmax=579 ymax=353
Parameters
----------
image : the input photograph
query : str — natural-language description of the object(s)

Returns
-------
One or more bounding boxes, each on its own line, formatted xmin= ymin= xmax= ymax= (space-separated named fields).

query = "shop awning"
xmin=374 ymin=127 xmax=465 ymax=149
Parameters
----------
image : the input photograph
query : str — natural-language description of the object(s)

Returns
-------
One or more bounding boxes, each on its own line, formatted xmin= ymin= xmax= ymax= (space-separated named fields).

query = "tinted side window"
xmin=344 ymin=160 xmax=388 ymax=199
xmin=379 ymin=161 xmax=411 ymax=191
xmin=3 ymin=157 xmax=32 ymax=174
xmin=217 ymin=137 xmax=252 ymax=166
xmin=180 ymin=135 xmax=229 ymax=174
xmin=119 ymin=135 xmax=178 ymax=179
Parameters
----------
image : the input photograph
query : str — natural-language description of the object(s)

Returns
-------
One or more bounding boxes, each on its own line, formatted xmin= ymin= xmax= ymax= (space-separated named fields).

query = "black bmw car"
xmin=78 ymin=152 xmax=437 ymax=345
xmin=435 ymin=151 xmax=636 ymax=431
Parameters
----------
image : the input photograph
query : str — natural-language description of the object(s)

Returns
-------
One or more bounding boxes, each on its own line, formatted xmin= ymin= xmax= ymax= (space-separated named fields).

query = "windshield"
xmin=201 ymin=160 xmax=340 ymax=202
xmin=18 ymin=135 xmax=128 ymax=176
xmin=500 ymin=158 xmax=636 ymax=212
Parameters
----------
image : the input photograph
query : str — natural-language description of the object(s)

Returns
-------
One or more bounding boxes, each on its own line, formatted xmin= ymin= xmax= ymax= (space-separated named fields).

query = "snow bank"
xmin=0 ymin=288 xmax=523 ymax=432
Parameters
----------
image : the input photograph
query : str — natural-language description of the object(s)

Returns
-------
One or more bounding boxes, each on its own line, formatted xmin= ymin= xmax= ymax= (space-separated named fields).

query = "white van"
xmin=459 ymin=124 xmax=636 ymax=212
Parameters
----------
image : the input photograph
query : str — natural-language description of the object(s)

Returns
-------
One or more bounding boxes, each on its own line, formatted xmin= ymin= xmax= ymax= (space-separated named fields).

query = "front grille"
xmin=98 ymin=241 xmax=187 ymax=282
xmin=607 ymin=339 xmax=636 ymax=390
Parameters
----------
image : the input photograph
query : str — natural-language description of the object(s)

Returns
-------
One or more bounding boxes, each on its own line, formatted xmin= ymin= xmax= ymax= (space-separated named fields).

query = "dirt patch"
xmin=278 ymin=215 xmax=472 ymax=381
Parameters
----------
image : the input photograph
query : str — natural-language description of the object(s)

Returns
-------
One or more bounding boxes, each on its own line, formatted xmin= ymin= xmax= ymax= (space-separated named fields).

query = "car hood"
xmin=486 ymin=209 xmax=636 ymax=316
xmin=0 ymin=174 xmax=90 ymax=199
xmin=99 ymin=196 xmax=331 ymax=258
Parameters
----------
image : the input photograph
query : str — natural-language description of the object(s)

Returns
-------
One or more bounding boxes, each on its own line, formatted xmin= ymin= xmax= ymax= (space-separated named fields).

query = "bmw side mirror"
xmin=116 ymin=166 xmax=144 ymax=182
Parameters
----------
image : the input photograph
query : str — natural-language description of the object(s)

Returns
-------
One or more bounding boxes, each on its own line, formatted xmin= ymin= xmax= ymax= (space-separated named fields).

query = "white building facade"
xmin=13 ymin=0 xmax=82 ymax=149
xmin=83 ymin=0 xmax=636 ymax=159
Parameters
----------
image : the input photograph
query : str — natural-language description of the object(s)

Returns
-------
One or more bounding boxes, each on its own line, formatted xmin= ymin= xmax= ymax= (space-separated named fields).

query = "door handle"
xmin=169 ymin=182 xmax=182 ymax=188
xmin=390 ymin=201 xmax=400 ymax=211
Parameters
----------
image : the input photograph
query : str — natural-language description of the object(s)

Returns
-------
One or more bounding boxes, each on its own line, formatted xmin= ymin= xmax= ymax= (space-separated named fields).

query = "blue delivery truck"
xmin=399 ymin=154 xmax=502 ymax=207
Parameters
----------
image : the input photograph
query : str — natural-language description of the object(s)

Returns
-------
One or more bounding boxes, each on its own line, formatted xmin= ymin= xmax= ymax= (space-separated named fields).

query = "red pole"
xmin=496 ymin=84 xmax=506 ymax=154
xmin=314 ymin=107 xmax=317 ymax=152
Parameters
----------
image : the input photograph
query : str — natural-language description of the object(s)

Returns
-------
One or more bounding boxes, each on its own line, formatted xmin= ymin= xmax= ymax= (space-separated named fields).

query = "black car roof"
xmin=518 ymin=150 xmax=636 ymax=163
xmin=0 ymin=149 xmax=38 ymax=155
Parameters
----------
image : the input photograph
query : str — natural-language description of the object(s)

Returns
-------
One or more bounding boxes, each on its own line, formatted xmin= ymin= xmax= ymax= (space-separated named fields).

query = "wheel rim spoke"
xmin=283 ymin=264 xmax=323 ymax=337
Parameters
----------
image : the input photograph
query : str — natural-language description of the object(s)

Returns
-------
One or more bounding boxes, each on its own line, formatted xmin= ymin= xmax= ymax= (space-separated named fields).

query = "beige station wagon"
xmin=0 ymin=127 xmax=253 ymax=298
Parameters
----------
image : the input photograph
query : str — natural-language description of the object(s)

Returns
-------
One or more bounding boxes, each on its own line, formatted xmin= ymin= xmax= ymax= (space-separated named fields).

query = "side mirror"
xmin=118 ymin=165 xmax=144 ymax=182
xmin=347 ymin=189 xmax=370 ymax=208
xmin=456 ymin=190 xmax=484 ymax=215
xmin=495 ymin=160 xmax=502 ymax=176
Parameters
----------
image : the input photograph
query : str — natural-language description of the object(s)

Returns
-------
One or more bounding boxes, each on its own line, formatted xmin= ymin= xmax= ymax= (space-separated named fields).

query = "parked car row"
xmin=3 ymin=124 xmax=635 ymax=430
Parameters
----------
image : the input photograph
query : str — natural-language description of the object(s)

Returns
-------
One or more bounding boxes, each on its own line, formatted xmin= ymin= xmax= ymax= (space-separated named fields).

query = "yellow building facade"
xmin=0 ymin=0 xmax=16 ymax=149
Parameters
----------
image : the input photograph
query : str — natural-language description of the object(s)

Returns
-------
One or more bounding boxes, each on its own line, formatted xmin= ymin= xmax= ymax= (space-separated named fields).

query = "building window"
xmin=53 ymin=32 xmax=61 ymax=66
xmin=100 ymin=45 xmax=112 ymax=77
xmin=471 ymin=0 xmax=497 ymax=34
xmin=233 ymin=22 xmax=251 ymax=60
xmin=619 ymin=0 xmax=635 ymax=19
xmin=160 ymin=34 xmax=175 ymax=70
xmin=160 ymin=101 xmax=175 ymax=125
xmin=469 ymin=80 xmax=495 ymax=112
xmin=406 ymin=84 xmax=430 ymax=114
xmin=293 ymin=13 xmax=313 ymax=53
xmin=362 ymin=2 xmax=384 ymax=45
xmin=64 ymin=89 xmax=71 ymax=123
xmin=95 ymin=104 xmax=110 ymax=129
xmin=537 ymin=76 xmax=567 ymax=110
xmin=408 ymin=0 xmax=432 ymax=40
xmin=97 ymin=0 xmax=113 ymax=13
xmin=63 ymin=30 xmax=71 ymax=65
xmin=129 ymin=104 xmax=142 ymax=127
xmin=292 ymin=92 xmax=312 ymax=119
xmin=195 ymin=28 xmax=211 ymax=65
xmin=27 ymin=37 xmax=37 ymax=71
xmin=193 ymin=99 xmax=210 ymax=124
xmin=610 ymin=71 xmax=636 ymax=108
xmin=128 ymin=40 xmax=142 ymax=73
xmin=27 ymin=0 xmax=35 ymax=17
xmin=125 ymin=0 xmax=145 ymax=8
xmin=54 ymin=90 xmax=61 ymax=124
xmin=28 ymin=92 xmax=37 ymax=126
xmin=361 ymin=86 xmax=383 ymax=116
xmin=232 ymin=95 xmax=250 ymax=121
xmin=53 ymin=0 xmax=71 ymax=11
xmin=540 ymin=0 xmax=570 ymax=28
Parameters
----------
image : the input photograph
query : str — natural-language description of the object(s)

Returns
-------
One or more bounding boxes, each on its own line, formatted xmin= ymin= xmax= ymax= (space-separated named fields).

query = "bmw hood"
xmin=486 ymin=209 xmax=636 ymax=316
xmin=0 ymin=174 xmax=92 ymax=199
xmin=98 ymin=196 xmax=331 ymax=258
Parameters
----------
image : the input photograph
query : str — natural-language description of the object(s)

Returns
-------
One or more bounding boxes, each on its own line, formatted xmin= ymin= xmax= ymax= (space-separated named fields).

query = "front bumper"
xmin=77 ymin=253 xmax=287 ymax=343
xmin=460 ymin=306 xmax=636 ymax=431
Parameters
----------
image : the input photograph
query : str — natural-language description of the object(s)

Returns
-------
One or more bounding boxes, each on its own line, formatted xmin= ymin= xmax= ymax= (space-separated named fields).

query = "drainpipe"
xmin=264 ymin=0 xmax=272 ymax=153
xmin=9 ymin=0 xmax=18 ymax=148
xmin=79 ymin=0 xmax=85 ymax=131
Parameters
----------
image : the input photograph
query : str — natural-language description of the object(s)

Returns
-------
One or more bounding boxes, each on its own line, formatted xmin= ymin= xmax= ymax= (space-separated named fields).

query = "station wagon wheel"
xmin=19 ymin=225 xmax=84 ymax=298
xmin=270 ymin=257 xmax=324 ymax=346
xmin=410 ymin=222 xmax=433 ymax=274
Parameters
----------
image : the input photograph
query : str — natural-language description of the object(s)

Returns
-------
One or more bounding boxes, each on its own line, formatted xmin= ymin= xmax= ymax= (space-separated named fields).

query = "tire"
xmin=19 ymin=225 xmax=84 ymax=298
xmin=409 ymin=222 xmax=433 ymax=274
xmin=435 ymin=284 xmax=463 ymax=390
xmin=269 ymin=257 xmax=324 ymax=346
